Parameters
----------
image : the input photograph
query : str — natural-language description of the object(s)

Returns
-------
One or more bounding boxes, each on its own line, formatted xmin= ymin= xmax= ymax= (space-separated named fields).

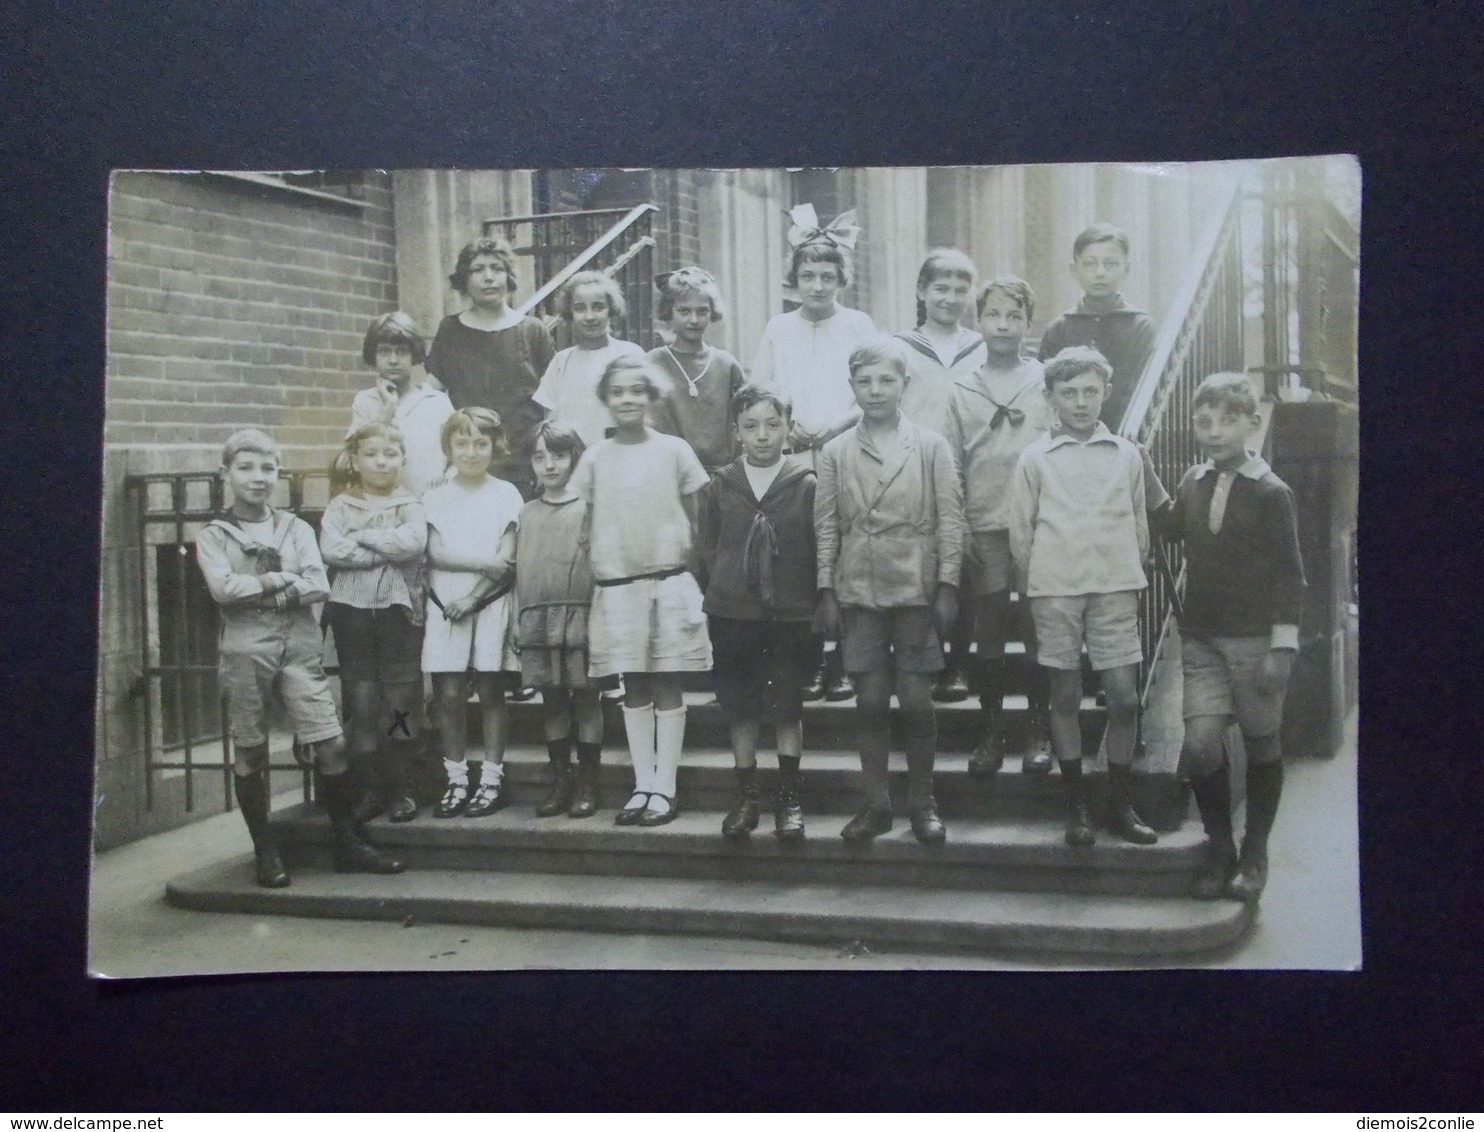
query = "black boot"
xmin=322 ymin=770 xmax=405 ymax=875
xmin=932 ymin=658 xmax=971 ymax=703
xmin=722 ymin=766 xmax=760 ymax=840
xmin=1230 ymin=758 xmax=1284 ymax=902
xmin=569 ymin=742 xmax=602 ymax=818
xmin=536 ymin=739 xmax=575 ymax=818
xmin=1107 ymin=763 xmax=1158 ymax=845
xmin=1060 ymin=759 xmax=1095 ymax=847
xmin=967 ymin=660 xmax=1006 ymax=778
xmin=234 ymin=771 xmax=290 ymax=888
xmin=774 ymin=754 xmax=805 ymax=841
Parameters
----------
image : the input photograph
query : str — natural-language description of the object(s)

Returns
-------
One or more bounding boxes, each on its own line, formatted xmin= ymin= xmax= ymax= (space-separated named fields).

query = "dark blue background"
xmin=1 ymin=0 xmax=1479 ymax=1110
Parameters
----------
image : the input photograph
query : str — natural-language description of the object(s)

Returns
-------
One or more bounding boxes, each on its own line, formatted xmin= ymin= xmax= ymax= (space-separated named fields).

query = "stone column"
xmin=856 ymin=166 xmax=928 ymax=333
xmin=695 ymin=168 xmax=789 ymax=368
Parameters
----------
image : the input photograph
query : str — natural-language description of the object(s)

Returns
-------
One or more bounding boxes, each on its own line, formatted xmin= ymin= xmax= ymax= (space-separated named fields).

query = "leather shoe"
xmin=614 ymin=792 xmax=650 ymax=826
xmin=910 ymin=803 xmax=947 ymax=845
xmin=463 ymin=778 xmax=508 ymax=818
xmin=823 ymin=670 xmax=855 ymax=702
xmin=386 ymin=792 xmax=419 ymax=823
xmin=841 ymin=801 xmax=893 ymax=841
xmin=1022 ymin=750 xmax=1053 ymax=775
xmin=254 ymin=847 xmax=291 ymax=889
xmin=967 ymin=735 xmax=1004 ymax=778
xmin=434 ymin=780 xmax=470 ymax=818
xmin=774 ymin=790 xmax=805 ymax=842
xmin=333 ymin=834 xmax=405 ymax=875
xmin=1226 ymin=852 xmax=1269 ymax=903
xmin=801 ymin=667 xmax=826 ymax=703
xmin=931 ymin=667 xmax=971 ymax=703
xmin=1191 ymin=842 xmax=1238 ymax=900
xmin=638 ymin=794 xmax=678 ymax=827
xmin=534 ymin=766 xmax=575 ymax=818
xmin=721 ymin=793 xmax=759 ymax=839
xmin=1109 ymin=801 xmax=1159 ymax=845
xmin=1064 ymin=801 xmax=1096 ymax=847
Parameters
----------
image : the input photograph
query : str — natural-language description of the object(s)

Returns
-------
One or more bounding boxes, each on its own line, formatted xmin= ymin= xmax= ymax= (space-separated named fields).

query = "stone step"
xmin=165 ymin=858 xmax=1253 ymax=960
xmin=269 ymin=802 xmax=1207 ymax=897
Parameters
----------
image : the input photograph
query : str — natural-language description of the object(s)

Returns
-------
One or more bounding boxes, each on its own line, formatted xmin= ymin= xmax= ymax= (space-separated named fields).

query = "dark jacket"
xmin=1152 ymin=456 xmax=1307 ymax=640
xmin=700 ymin=457 xmax=817 ymax=622
xmin=1038 ymin=295 xmax=1157 ymax=430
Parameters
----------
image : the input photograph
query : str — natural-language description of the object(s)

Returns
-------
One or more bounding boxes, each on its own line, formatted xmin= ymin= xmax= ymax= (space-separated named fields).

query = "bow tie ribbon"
xmin=785 ymin=204 xmax=860 ymax=251
xmin=654 ymin=266 xmax=718 ymax=293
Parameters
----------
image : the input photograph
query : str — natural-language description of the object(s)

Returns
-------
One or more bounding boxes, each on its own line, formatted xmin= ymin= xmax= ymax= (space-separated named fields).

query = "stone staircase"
xmin=166 ymin=653 xmax=1253 ymax=960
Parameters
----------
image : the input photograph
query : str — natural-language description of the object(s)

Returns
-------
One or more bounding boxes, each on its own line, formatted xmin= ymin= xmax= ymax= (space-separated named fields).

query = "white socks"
xmin=621 ymin=704 xmax=657 ymax=795
xmin=654 ymin=706 xmax=687 ymax=799
xmin=443 ymin=757 xmax=468 ymax=785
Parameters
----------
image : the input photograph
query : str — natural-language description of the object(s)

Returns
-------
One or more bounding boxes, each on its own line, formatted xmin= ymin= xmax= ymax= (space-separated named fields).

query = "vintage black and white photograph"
xmin=89 ymin=158 xmax=1360 ymax=974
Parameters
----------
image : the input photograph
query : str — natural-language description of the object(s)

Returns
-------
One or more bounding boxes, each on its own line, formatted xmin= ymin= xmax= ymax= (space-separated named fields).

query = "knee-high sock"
xmin=978 ymin=660 xmax=1005 ymax=738
xmin=857 ymin=707 xmax=892 ymax=807
xmin=1190 ymin=762 xmax=1235 ymax=852
xmin=1243 ymin=737 xmax=1284 ymax=858
xmin=621 ymin=704 xmax=657 ymax=794
xmin=233 ymin=770 xmax=274 ymax=853
xmin=653 ymin=705 xmax=686 ymax=798
xmin=901 ymin=707 xmax=937 ymax=808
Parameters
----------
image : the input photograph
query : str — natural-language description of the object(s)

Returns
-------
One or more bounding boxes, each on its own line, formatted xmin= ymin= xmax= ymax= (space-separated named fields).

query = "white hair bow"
xmin=786 ymin=204 xmax=860 ymax=251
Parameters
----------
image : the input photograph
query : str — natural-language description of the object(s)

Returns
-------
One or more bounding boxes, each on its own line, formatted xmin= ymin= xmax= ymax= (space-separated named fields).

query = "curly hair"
xmin=448 ymin=236 xmax=519 ymax=297
xmin=975 ymin=275 xmax=1036 ymax=324
xmin=596 ymin=355 xmax=670 ymax=403
xmin=656 ymin=267 xmax=727 ymax=323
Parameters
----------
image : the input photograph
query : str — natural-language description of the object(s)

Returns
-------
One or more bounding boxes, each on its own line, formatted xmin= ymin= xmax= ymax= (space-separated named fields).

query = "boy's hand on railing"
xmin=933 ymin=584 xmax=959 ymax=639
xmin=1260 ymin=648 xmax=1296 ymax=694
xmin=813 ymin=589 xmax=841 ymax=639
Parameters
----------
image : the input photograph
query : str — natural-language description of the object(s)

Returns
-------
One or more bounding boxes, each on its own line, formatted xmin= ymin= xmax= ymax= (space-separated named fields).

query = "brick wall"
xmin=106 ymin=171 xmax=397 ymax=456
xmin=96 ymin=171 xmax=397 ymax=850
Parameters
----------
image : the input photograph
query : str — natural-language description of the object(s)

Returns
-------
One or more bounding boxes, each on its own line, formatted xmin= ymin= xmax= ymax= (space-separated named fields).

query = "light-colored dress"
xmin=421 ymin=475 xmax=523 ymax=673
xmin=571 ymin=429 xmax=712 ymax=675
xmin=895 ymin=326 xmax=987 ymax=440
xmin=532 ymin=336 xmax=646 ymax=449
xmin=752 ymin=306 xmax=877 ymax=464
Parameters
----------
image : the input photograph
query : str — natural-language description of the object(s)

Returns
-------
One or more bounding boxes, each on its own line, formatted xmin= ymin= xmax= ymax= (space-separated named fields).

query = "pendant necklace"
xmin=664 ymin=343 xmax=713 ymax=397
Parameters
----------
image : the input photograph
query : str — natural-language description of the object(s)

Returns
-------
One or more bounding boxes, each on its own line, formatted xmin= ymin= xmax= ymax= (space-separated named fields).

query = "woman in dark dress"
xmin=426 ymin=236 xmax=556 ymax=497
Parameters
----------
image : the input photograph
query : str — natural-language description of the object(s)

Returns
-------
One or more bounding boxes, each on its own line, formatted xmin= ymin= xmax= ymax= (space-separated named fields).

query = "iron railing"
xmin=484 ymin=204 xmax=658 ymax=350
xmin=127 ymin=469 xmax=333 ymax=811
xmin=1119 ymin=174 xmax=1247 ymax=708
xmin=1257 ymin=162 xmax=1359 ymax=403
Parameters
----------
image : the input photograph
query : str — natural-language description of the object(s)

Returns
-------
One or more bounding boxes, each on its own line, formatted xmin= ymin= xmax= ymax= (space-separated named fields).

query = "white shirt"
xmin=743 ymin=458 xmax=785 ymax=499
xmin=532 ymin=337 xmax=646 ymax=448
xmin=752 ymin=306 xmax=877 ymax=436
xmin=349 ymin=381 xmax=455 ymax=497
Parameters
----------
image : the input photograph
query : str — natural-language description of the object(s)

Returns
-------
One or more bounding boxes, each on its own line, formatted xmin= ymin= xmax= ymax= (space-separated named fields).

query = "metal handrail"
xmin=512 ymin=203 xmax=658 ymax=317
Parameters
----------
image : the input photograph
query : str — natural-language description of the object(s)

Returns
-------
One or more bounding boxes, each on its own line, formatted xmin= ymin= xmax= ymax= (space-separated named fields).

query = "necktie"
xmin=988 ymin=398 xmax=1025 ymax=429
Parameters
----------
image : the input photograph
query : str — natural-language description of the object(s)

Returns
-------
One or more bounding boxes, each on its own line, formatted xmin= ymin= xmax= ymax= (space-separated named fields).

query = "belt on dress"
xmin=428 ymin=578 xmax=513 ymax=618
xmin=594 ymin=565 xmax=688 ymax=588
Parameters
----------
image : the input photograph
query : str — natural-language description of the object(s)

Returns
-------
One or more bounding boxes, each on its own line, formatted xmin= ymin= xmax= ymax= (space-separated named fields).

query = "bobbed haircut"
xmin=440 ymin=406 xmax=510 ymax=460
xmin=596 ymin=355 xmax=670 ymax=403
xmin=976 ymin=275 xmax=1037 ymax=323
xmin=785 ymin=242 xmax=851 ymax=290
xmin=531 ymin=418 xmax=586 ymax=465
xmin=221 ymin=428 xmax=281 ymax=467
xmin=847 ymin=334 xmax=909 ymax=380
xmin=1192 ymin=372 xmax=1259 ymax=418
xmin=557 ymin=270 xmax=627 ymax=322
xmin=730 ymin=382 xmax=792 ymax=424
xmin=361 ymin=310 xmax=428 ymax=367
xmin=332 ymin=422 xmax=407 ymax=495
xmin=448 ymin=236 xmax=519 ymax=296
xmin=1072 ymin=222 xmax=1131 ymax=260
xmin=1044 ymin=345 xmax=1113 ymax=390
xmin=914 ymin=248 xmax=977 ymax=326
xmin=657 ymin=267 xmax=727 ymax=323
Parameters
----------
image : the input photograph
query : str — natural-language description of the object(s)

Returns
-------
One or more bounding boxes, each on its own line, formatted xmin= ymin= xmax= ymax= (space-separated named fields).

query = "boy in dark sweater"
xmin=1038 ymin=222 xmax=1157 ymax=432
xmin=699 ymin=384 xmax=819 ymax=841
xmin=1153 ymin=373 xmax=1306 ymax=903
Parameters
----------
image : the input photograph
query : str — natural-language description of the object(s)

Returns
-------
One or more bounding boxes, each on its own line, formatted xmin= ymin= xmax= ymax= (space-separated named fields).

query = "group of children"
xmin=201 ymin=213 xmax=1304 ymax=907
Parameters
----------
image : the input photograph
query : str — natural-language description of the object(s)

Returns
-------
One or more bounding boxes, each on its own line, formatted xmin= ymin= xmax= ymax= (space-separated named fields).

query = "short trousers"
xmin=422 ymin=591 xmax=520 ymax=674
xmin=588 ymin=571 xmax=713 ymax=677
xmin=218 ymin=609 xmax=342 ymax=748
xmin=709 ymin=616 xmax=812 ymax=724
xmin=328 ymin=603 xmax=423 ymax=685
xmin=1031 ymin=591 xmax=1143 ymax=671
xmin=967 ymin=529 xmax=1015 ymax=596
xmin=839 ymin=605 xmax=943 ymax=676
xmin=1182 ymin=633 xmax=1289 ymax=737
